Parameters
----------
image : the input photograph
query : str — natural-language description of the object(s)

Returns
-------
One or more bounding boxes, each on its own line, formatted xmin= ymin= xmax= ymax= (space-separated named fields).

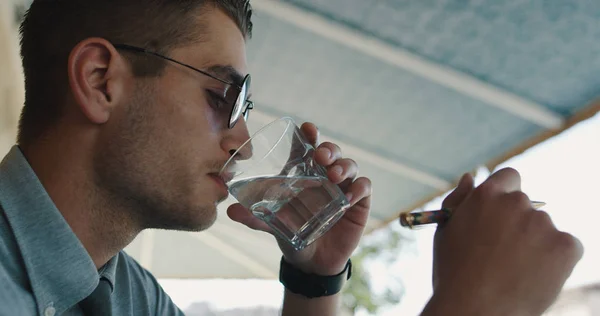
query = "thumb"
xmin=227 ymin=203 xmax=273 ymax=233
xmin=299 ymin=122 xmax=319 ymax=147
xmin=433 ymin=173 xmax=474 ymax=287
xmin=435 ymin=173 xmax=474 ymax=235
xmin=441 ymin=173 xmax=474 ymax=210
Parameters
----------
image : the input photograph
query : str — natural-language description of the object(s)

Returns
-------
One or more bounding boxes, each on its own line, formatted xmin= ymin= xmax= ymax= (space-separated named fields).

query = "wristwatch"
xmin=279 ymin=257 xmax=352 ymax=298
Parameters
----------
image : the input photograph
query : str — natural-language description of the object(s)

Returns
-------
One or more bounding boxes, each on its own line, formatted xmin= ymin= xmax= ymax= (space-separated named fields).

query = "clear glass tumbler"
xmin=220 ymin=117 xmax=350 ymax=250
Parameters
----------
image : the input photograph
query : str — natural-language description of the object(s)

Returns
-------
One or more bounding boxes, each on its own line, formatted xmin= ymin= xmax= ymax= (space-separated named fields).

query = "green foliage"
xmin=342 ymin=226 xmax=411 ymax=315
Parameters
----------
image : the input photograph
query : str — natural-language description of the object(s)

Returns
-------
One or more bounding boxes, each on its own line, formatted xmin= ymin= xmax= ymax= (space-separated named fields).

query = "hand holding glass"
xmin=220 ymin=117 xmax=350 ymax=251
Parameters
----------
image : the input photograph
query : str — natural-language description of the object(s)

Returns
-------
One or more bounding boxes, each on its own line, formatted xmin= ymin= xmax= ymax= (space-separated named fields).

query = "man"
xmin=0 ymin=1 xmax=582 ymax=315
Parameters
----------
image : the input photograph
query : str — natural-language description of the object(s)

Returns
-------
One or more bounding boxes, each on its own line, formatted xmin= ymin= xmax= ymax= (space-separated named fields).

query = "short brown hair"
xmin=17 ymin=0 xmax=253 ymax=145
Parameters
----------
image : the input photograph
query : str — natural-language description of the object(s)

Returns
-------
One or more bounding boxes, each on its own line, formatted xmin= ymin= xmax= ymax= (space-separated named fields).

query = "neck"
xmin=20 ymin=135 xmax=141 ymax=269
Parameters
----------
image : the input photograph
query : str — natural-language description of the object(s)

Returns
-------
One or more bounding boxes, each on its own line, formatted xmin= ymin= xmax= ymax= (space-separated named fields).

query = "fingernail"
xmin=332 ymin=165 xmax=343 ymax=176
xmin=345 ymin=192 xmax=353 ymax=203
xmin=320 ymin=147 xmax=332 ymax=159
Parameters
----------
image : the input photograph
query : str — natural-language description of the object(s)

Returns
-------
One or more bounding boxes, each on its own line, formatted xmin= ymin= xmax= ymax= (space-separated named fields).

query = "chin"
xmin=188 ymin=205 xmax=219 ymax=232
xmin=166 ymin=185 xmax=224 ymax=231
xmin=216 ymin=194 xmax=230 ymax=205
xmin=154 ymin=202 xmax=218 ymax=232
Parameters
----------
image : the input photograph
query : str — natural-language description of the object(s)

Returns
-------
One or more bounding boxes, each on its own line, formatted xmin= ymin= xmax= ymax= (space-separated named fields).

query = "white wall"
xmin=545 ymin=286 xmax=600 ymax=316
xmin=0 ymin=1 xmax=25 ymax=155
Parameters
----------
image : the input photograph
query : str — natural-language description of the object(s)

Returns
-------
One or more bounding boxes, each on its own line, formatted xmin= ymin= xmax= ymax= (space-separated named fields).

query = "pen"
xmin=400 ymin=201 xmax=546 ymax=229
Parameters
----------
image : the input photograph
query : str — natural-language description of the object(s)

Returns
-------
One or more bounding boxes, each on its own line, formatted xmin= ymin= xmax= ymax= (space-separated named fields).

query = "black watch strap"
xmin=279 ymin=257 xmax=352 ymax=299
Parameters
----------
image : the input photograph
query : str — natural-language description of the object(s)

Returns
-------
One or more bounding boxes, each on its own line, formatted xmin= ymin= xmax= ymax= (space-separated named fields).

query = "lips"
xmin=208 ymin=173 xmax=231 ymax=197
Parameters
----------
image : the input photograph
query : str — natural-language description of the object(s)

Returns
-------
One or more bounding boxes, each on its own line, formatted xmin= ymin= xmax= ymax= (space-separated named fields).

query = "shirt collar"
xmin=0 ymin=146 xmax=114 ymax=315
xmin=99 ymin=255 xmax=118 ymax=292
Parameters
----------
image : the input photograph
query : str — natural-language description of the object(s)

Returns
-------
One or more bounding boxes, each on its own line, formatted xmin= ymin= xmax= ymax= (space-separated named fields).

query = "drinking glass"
xmin=220 ymin=117 xmax=350 ymax=250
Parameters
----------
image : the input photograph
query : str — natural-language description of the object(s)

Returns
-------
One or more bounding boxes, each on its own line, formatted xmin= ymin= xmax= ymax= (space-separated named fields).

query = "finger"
xmin=550 ymin=232 xmax=584 ymax=284
xmin=434 ymin=173 xmax=474 ymax=244
xmin=341 ymin=177 xmax=372 ymax=227
xmin=315 ymin=142 xmax=343 ymax=166
xmin=344 ymin=177 xmax=372 ymax=207
xmin=441 ymin=173 xmax=474 ymax=210
xmin=526 ymin=209 xmax=556 ymax=234
xmin=556 ymin=232 xmax=584 ymax=268
xmin=227 ymin=203 xmax=272 ymax=233
xmin=300 ymin=122 xmax=319 ymax=147
xmin=481 ymin=167 xmax=522 ymax=194
xmin=327 ymin=158 xmax=358 ymax=185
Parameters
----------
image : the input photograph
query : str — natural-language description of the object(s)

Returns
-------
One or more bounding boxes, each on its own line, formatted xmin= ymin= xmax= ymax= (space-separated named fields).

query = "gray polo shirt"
xmin=0 ymin=146 xmax=184 ymax=316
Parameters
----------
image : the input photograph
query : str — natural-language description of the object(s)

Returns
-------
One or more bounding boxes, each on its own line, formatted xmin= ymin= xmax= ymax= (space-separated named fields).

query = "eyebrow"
xmin=206 ymin=65 xmax=245 ymax=87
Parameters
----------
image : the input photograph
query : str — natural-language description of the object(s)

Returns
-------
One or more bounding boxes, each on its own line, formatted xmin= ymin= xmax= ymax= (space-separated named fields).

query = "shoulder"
xmin=116 ymin=251 xmax=185 ymax=316
xmin=115 ymin=251 xmax=161 ymax=293
xmin=117 ymin=251 xmax=153 ymax=279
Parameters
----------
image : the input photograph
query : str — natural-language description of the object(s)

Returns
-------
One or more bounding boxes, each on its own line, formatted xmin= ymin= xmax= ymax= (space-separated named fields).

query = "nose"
xmin=221 ymin=119 xmax=253 ymax=160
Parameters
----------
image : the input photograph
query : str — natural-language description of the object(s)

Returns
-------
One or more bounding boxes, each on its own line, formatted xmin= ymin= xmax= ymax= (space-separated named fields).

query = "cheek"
xmin=170 ymin=100 xmax=221 ymax=147
xmin=158 ymin=80 xmax=222 ymax=136
xmin=155 ymin=89 xmax=224 ymax=164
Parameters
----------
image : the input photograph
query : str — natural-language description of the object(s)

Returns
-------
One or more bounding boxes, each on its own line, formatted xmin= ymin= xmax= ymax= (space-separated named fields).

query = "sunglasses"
xmin=113 ymin=44 xmax=253 ymax=129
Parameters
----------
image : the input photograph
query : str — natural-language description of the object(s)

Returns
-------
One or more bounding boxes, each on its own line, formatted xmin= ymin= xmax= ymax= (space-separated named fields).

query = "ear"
xmin=67 ymin=38 xmax=129 ymax=124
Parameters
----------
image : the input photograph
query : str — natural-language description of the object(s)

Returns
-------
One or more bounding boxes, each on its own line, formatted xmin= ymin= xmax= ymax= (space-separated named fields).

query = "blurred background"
xmin=1 ymin=0 xmax=599 ymax=315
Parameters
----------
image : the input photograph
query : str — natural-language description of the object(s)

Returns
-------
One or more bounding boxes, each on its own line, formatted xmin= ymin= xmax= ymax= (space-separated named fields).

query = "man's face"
xmin=93 ymin=8 xmax=250 ymax=231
